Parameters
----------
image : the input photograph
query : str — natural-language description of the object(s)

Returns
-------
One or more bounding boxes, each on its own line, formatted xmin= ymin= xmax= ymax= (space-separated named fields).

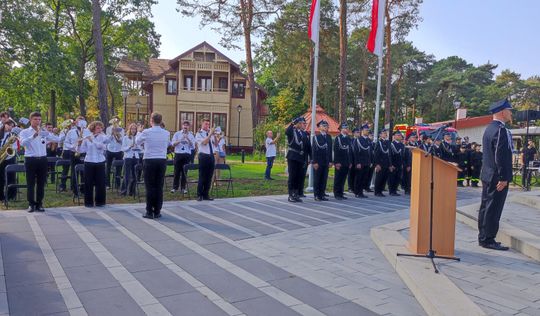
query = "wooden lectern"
xmin=409 ymin=148 xmax=460 ymax=257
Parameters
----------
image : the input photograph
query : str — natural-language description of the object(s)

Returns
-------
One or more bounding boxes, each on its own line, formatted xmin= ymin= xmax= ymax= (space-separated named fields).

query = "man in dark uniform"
xmin=333 ymin=123 xmax=351 ymax=200
xmin=521 ymin=139 xmax=537 ymax=190
xmin=364 ymin=130 xmax=375 ymax=193
xmin=298 ymin=119 xmax=311 ymax=198
xmin=441 ymin=132 xmax=455 ymax=162
xmin=470 ymin=144 xmax=482 ymax=187
xmin=478 ymin=99 xmax=513 ymax=251
xmin=347 ymin=128 xmax=360 ymax=193
xmin=402 ymin=133 xmax=418 ymax=195
xmin=387 ymin=131 xmax=404 ymax=196
xmin=456 ymin=145 xmax=469 ymax=187
xmin=311 ymin=120 xmax=332 ymax=201
xmin=419 ymin=134 xmax=431 ymax=153
xmin=374 ymin=129 xmax=392 ymax=197
xmin=351 ymin=124 xmax=372 ymax=198
xmin=432 ymin=138 xmax=443 ymax=158
xmin=286 ymin=117 xmax=308 ymax=202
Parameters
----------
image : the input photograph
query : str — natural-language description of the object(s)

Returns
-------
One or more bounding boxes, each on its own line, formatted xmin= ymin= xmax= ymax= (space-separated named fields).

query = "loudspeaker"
xmin=514 ymin=110 xmax=540 ymax=122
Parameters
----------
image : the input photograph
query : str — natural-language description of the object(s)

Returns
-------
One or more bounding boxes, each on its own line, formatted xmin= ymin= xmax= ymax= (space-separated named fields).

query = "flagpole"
xmin=306 ymin=37 xmax=320 ymax=193
xmin=373 ymin=54 xmax=383 ymax=141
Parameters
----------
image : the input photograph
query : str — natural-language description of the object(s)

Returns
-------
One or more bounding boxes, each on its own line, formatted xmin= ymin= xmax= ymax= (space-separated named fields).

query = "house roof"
xmin=115 ymin=58 xmax=171 ymax=80
xmin=168 ymin=41 xmax=240 ymax=69
xmin=303 ymin=105 xmax=340 ymax=136
xmin=431 ymin=114 xmax=493 ymax=130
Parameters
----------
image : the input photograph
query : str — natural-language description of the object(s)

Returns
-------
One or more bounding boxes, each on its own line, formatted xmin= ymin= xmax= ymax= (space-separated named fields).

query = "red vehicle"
xmin=393 ymin=123 xmax=459 ymax=140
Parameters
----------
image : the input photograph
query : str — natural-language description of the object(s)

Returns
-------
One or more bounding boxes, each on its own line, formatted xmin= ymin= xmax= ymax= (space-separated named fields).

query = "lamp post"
xmin=135 ymin=99 xmax=142 ymax=124
xmin=356 ymin=97 xmax=363 ymax=124
xmin=121 ymin=86 xmax=129 ymax=126
xmin=236 ymin=105 xmax=242 ymax=148
xmin=453 ymin=100 xmax=462 ymax=130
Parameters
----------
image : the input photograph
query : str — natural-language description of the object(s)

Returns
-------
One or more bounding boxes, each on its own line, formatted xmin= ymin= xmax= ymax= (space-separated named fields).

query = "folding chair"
xmin=55 ymin=159 xmax=71 ymax=193
xmin=4 ymin=164 xmax=26 ymax=209
xmin=111 ymin=159 xmax=124 ymax=192
xmin=213 ymin=164 xmax=234 ymax=198
xmin=183 ymin=163 xmax=199 ymax=199
xmin=73 ymin=164 xmax=85 ymax=206
xmin=46 ymin=156 xmax=61 ymax=186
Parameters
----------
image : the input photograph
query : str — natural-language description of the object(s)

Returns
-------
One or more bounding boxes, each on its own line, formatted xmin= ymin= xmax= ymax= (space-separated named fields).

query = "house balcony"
xmin=178 ymin=88 xmax=230 ymax=104
xmin=180 ymin=61 xmax=229 ymax=72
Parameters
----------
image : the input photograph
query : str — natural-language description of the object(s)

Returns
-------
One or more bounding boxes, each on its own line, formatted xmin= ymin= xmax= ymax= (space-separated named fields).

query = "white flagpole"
xmin=373 ymin=54 xmax=383 ymax=141
xmin=306 ymin=38 xmax=320 ymax=193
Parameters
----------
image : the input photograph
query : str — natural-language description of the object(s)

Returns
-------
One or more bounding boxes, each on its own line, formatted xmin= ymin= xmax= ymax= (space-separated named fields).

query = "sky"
xmin=152 ymin=0 xmax=539 ymax=79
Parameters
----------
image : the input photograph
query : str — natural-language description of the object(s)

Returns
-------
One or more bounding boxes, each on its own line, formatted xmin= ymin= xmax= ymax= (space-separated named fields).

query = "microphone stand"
xmin=397 ymin=126 xmax=460 ymax=273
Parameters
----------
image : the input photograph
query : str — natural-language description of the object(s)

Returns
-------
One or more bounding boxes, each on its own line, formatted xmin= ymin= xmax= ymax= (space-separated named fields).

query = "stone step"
xmin=510 ymin=191 xmax=540 ymax=210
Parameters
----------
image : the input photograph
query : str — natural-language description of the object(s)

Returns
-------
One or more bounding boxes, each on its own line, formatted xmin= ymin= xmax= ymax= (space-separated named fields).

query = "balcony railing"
xmin=180 ymin=61 xmax=229 ymax=71
xmin=182 ymin=87 xmax=229 ymax=93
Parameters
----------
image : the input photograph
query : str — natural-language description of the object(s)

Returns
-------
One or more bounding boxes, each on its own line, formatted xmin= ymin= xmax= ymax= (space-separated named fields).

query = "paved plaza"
xmin=0 ymin=189 xmax=539 ymax=315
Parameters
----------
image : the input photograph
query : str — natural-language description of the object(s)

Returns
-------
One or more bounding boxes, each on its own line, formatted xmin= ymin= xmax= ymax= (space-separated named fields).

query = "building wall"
xmin=458 ymin=125 xmax=487 ymax=146
xmin=152 ymin=82 xmax=177 ymax=130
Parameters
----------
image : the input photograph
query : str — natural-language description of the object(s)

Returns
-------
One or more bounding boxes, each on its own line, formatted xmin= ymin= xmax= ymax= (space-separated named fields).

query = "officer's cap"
xmin=379 ymin=128 xmax=388 ymax=135
xmin=393 ymin=131 xmax=403 ymax=136
xmin=443 ymin=131 xmax=452 ymax=136
xmin=317 ymin=120 xmax=328 ymax=127
xmin=406 ymin=133 xmax=417 ymax=140
xmin=460 ymin=145 xmax=467 ymax=149
xmin=352 ymin=127 xmax=360 ymax=133
xmin=361 ymin=124 xmax=370 ymax=130
xmin=489 ymin=99 xmax=513 ymax=114
xmin=338 ymin=122 xmax=349 ymax=130
xmin=293 ymin=117 xmax=306 ymax=124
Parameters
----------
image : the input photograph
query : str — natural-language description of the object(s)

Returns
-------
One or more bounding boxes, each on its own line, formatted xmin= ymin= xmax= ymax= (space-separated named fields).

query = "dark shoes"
xmin=143 ymin=213 xmax=154 ymax=219
xmin=389 ymin=192 xmax=401 ymax=196
xmin=365 ymin=189 xmax=374 ymax=193
xmin=335 ymin=196 xmax=347 ymax=200
xmin=28 ymin=205 xmax=45 ymax=212
xmin=197 ymin=196 xmax=214 ymax=201
xmin=355 ymin=194 xmax=368 ymax=198
xmin=314 ymin=197 xmax=329 ymax=201
xmin=27 ymin=205 xmax=35 ymax=213
xmin=375 ymin=193 xmax=385 ymax=197
xmin=479 ymin=241 xmax=509 ymax=251
xmin=288 ymin=195 xmax=302 ymax=203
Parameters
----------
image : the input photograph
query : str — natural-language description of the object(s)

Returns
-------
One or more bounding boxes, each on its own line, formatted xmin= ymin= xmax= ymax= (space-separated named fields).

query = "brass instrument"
xmin=74 ymin=128 xmax=83 ymax=158
xmin=109 ymin=118 xmax=122 ymax=143
xmin=0 ymin=131 xmax=19 ymax=164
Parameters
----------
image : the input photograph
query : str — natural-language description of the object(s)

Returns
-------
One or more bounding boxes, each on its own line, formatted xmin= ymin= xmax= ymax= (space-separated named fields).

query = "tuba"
xmin=0 ymin=128 xmax=20 ymax=164
xmin=109 ymin=118 xmax=122 ymax=143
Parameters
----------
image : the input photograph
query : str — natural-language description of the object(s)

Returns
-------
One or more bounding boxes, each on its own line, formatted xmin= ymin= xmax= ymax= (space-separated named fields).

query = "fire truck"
xmin=393 ymin=123 xmax=459 ymax=140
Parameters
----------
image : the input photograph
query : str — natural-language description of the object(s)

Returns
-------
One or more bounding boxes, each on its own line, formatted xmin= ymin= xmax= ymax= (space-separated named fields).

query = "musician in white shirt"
xmin=195 ymin=118 xmax=216 ymax=201
xmin=19 ymin=112 xmax=60 ymax=212
xmin=0 ymin=119 xmax=19 ymax=202
xmin=136 ymin=112 xmax=170 ymax=219
xmin=78 ymin=121 xmax=109 ymax=207
xmin=62 ymin=116 xmax=86 ymax=193
xmin=120 ymin=123 xmax=141 ymax=196
xmin=106 ymin=117 xmax=124 ymax=189
xmin=170 ymin=120 xmax=195 ymax=193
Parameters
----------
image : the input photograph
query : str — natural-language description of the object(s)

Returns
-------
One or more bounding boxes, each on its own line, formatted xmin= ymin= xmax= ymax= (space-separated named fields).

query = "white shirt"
xmin=19 ymin=127 xmax=60 ymax=157
xmin=106 ymin=126 xmax=125 ymax=152
xmin=79 ymin=133 xmax=109 ymax=163
xmin=195 ymin=129 xmax=217 ymax=155
xmin=64 ymin=127 xmax=84 ymax=151
xmin=136 ymin=126 xmax=170 ymax=159
xmin=121 ymin=135 xmax=142 ymax=159
xmin=265 ymin=137 xmax=276 ymax=157
xmin=216 ymin=137 xmax=226 ymax=154
xmin=172 ymin=130 xmax=195 ymax=154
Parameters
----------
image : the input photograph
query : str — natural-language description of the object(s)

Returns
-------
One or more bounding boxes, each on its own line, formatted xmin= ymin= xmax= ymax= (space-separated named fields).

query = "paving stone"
xmin=0 ymin=218 xmax=31 ymax=234
xmin=233 ymin=257 xmax=294 ymax=282
xmin=4 ymin=259 xmax=54 ymax=287
xmin=203 ymin=242 xmax=255 ymax=262
xmin=159 ymin=291 xmax=228 ymax=316
xmin=77 ymin=286 xmax=145 ymax=316
xmin=63 ymin=264 xmax=119 ymax=293
xmin=7 ymin=282 xmax=67 ymax=316
xmin=194 ymin=271 xmax=265 ymax=303
xmin=168 ymin=253 xmax=223 ymax=276
xmin=319 ymin=301 xmax=378 ymax=316
xmin=0 ymin=232 xmax=43 ymax=264
xmin=145 ymin=238 xmax=195 ymax=257
xmin=43 ymin=232 xmax=86 ymax=250
xmin=181 ymin=230 xmax=228 ymax=245
xmin=132 ymin=268 xmax=196 ymax=298
xmin=53 ymin=246 xmax=101 ymax=268
xmin=269 ymin=276 xmax=349 ymax=309
xmin=233 ymin=295 xmax=301 ymax=316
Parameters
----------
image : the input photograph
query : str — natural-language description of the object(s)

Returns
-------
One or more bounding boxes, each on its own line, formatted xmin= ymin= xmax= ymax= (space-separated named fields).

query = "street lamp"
xmin=121 ymin=86 xmax=129 ymax=126
xmin=236 ymin=105 xmax=242 ymax=148
xmin=453 ymin=100 xmax=462 ymax=130
xmin=135 ymin=99 xmax=142 ymax=124
xmin=356 ymin=97 xmax=363 ymax=124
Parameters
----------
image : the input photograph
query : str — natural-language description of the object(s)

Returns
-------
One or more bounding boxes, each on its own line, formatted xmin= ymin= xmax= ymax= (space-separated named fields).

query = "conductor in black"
xmin=478 ymin=99 xmax=514 ymax=251
xmin=312 ymin=120 xmax=332 ymax=201
xmin=333 ymin=122 xmax=352 ymax=200
xmin=286 ymin=117 xmax=307 ymax=202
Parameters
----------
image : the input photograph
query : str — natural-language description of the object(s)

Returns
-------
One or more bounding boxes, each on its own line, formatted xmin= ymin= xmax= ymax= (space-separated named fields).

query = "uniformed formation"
xmin=283 ymin=117 xmax=484 ymax=203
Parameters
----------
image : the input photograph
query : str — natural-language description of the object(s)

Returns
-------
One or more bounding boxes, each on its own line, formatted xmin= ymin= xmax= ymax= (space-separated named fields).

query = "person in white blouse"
xmin=120 ymin=123 xmax=141 ymax=196
xmin=77 ymin=121 xmax=108 ymax=207
xmin=62 ymin=116 xmax=86 ymax=193
xmin=195 ymin=118 xmax=216 ymax=201
xmin=0 ymin=119 xmax=19 ymax=202
xmin=136 ymin=112 xmax=170 ymax=219
xmin=106 ymin=117 xmax=124 ymax=189
xmin=213 ymin=127 xmax=227 ymax=181
xmin=19 ymin=112 xmax=60 ymax=212
xmin=170 ymin=120 xmax=195 ymax=194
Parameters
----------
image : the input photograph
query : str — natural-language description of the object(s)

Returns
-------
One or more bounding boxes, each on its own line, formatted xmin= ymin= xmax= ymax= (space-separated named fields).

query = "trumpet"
xmin=109 ymin=117 xmax=122 ymax=143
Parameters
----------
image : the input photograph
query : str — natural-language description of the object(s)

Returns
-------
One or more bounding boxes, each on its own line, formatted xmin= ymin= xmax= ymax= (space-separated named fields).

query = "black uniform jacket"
xmin=390 ymin=141 xmax=405 ymax=169
xmin=351 ymin=136 xmax=372 ymax=167
xmin=333 ymin=134 xmax=351 ymax=165
xmin=286 ymin=124 xmax=309 ymax=163
xmin=480 ymin=120 xmax=513 ymax=182
xmin=311 ymin=133 xmax=332 ymax=166
xmin=374 ymin=139 xmax=392 ymax=168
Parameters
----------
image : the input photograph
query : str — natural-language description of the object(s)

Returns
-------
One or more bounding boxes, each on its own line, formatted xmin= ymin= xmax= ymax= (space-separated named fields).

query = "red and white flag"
xmin=308 ymin=0 xmax=320 ymax=43
xmin=366 ymin=0 xmax=386 ymax=56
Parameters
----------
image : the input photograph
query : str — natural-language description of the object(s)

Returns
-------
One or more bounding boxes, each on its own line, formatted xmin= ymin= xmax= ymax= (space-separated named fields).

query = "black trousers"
xmin=364 ymin=166 xmax=374 ymax=191
xmin=121 ymin=158 xmax=137 ymax=196
xmin=354 ymin=165 xmax=370 ymax=195
xmin=478 ymin=178 xmax=509 ymax=244
xmin=60 ymin=150 xmax=72 ymax=190
xmin=471 ymin=166 xmax=481 ymax=186
xmin=313 ymin=164 xmax=329 ymax=198
xmin=84 ymin=162 xmax=106 ymax=207
xmin=24 ymin=157 xmax=48 ymax=207
xmin=197 ymin=153 xmax=215 ymax=198
xmin=388 ymin=167 xmax=402 ymax=194
xmin=333 ymin=165 xmax=349 ymax=197
xmin=70 ymin=152 xmax=82 ymax=194
xmin=374 ymin=167 xmax=389 ymax=194
xmin=348 ymin=166 xmax=355 ymax=192
xmin=299 ymin=164 xmax=308 ymax=195
xmin=403 ymin=167 xmax=412 ymax=193
xmin=144 ymin=159 xmax=166 ymax=215
xmin=0 ymin=157 xmax=16 ymax=201
xmin=287 ymin=159 xmax=304 ymax=196
xmin=173 ymin=153 xmax=191 ymax=190
xmin=106 ymin=150 xmax=123 ymax=188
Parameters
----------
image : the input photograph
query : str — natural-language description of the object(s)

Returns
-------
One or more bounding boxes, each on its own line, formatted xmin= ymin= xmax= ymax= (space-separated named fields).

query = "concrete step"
xmin=510 ymin=191 xmax=540 ymax=210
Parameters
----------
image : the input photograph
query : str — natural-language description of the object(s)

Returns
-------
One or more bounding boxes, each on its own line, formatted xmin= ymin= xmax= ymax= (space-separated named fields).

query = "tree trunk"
xmin=338 ymin=0 xmax=347 ymax=123
xmin=240 ymin=0 xmax=258 ymax=129
xmin=49 ymin=0 xmax=61 ymax=126
xmin=107 ymin=79 xmax=115 ymax=117
xmin=91 ymin=0 xmax=109 ymax=124
xmin=77 ymin=55 xmax=87 ymax=116
xmin=384 ymin=4 xmax=392 ymax=128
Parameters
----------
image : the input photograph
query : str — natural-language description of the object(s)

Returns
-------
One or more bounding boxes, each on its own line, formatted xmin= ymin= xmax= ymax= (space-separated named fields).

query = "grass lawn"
xmin=1 ymin=159 xmax=337 ymax=211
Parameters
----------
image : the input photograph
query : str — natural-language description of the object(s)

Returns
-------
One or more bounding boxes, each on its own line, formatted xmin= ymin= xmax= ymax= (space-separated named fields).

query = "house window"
xmin=198 ymin=77 xmax=212 ymax=91
xmin=232 ymin=81 xmax=246 ymax=98
xmin=218 ymin=78 xmax=228 ymax=92
xmin=166 ymin=78 xmax=177 ymax=95
xmin=183 ymin=75 xmax=193 ymax=91
xmin=194 ymin=52 xmax=204 ymax=61
xmin=196 ymin=112 xmax=211 ymax=129
xmin=180 ymin=111 xmax=194 ymax=131
xmin=212 ymin=113 xmax=227 ymax=132
xmin=205 ymin=53 xmax=216 ymax=62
